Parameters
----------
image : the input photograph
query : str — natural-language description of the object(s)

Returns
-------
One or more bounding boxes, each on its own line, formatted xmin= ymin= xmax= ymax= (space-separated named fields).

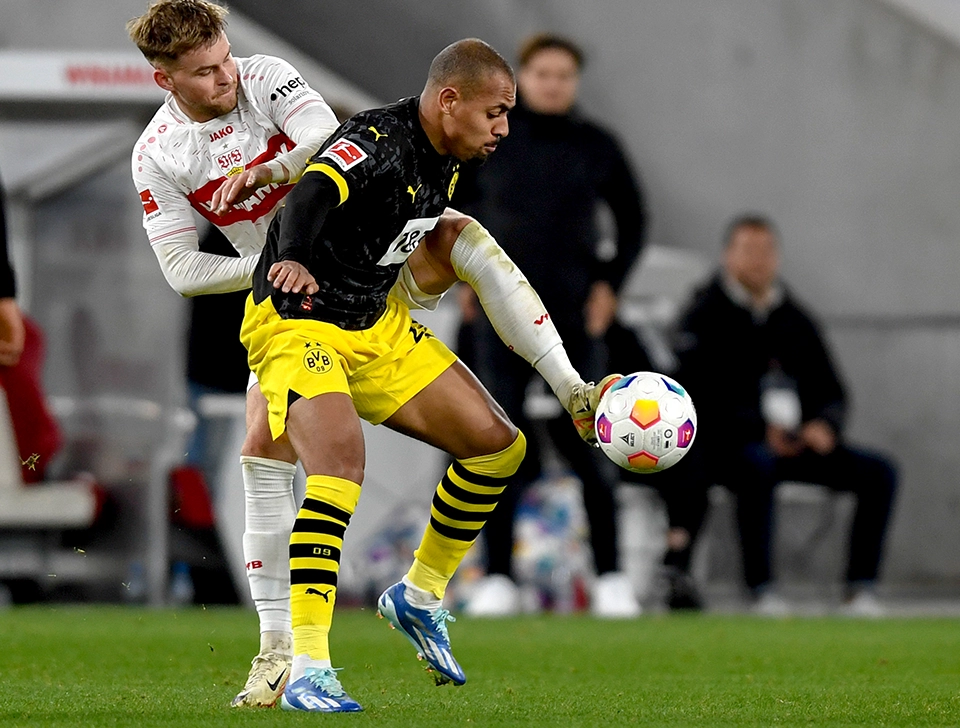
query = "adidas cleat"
xmin=377 ymin=581 xmax=466 ymax=686
xmin=231 ymin=651 xmax=291 ymax=708
xmin=281 ymin=667 xmax=362 ymax=713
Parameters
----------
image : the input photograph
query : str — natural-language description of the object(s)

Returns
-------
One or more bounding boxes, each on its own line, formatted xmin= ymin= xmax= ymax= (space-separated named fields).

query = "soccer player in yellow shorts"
xmin=241 ymin=38 xmax=616 ymax=712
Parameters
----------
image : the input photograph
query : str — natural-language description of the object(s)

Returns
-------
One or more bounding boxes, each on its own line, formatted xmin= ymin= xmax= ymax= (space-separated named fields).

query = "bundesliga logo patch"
xmin=139 ymin=189 xmax=162 ymax=220
xmin=320 ymin=139 xmax=368 ymax=171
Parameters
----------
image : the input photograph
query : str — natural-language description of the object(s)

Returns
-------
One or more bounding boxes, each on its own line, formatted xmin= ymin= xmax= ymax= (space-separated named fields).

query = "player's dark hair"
xmin=517 ymin=33 xmax=585 ymax=70
xmin=723 ymin=214 xmax=780 ymax=248
xmin=127 ymin=0 xmax=229 ymax=66
xmin=426 ymin=39 xmax=515 ymax=99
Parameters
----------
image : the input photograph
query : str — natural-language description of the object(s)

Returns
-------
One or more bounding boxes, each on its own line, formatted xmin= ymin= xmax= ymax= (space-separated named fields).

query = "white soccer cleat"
xmin=568 ymin=374 xmax=623 ymax=446
xmin=841 ymin=589 xmax=886 ymax=618
xmin=231 ymin=651 xmax=292 ymax=708
xmin=753 ymin=589 xmax=792 ymax=617
xmin=464 ymin=574 xmax=521 ymax=617
xmin=591 ymin=572 xmax=642 ymax=618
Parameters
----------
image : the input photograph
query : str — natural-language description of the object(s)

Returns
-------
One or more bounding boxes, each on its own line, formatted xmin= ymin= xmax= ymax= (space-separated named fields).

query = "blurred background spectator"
xmin=0 ymin=171 xmax=62 ymax=484
xmin=454 ymin=33 xmax=647 ymax=618
xmin=673 ymin=215 xmax=898 ymax=615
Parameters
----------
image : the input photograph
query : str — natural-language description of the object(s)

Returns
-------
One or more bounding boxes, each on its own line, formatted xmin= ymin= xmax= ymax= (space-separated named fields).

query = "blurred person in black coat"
xmin=454 ymin=34 xmax=646 ymax=617
xmin=0 ymin=177 xmax=24 ymax=368
xmin=674 ymin=214 xmax=897 ymax=615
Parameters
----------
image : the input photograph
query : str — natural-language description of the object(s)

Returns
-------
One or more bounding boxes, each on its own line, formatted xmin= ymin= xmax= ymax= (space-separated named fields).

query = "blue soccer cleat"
xmin=377 ymin=581 xmax=466 ymax=686
xmin=280 ymin=667 xmax=362 ymax=713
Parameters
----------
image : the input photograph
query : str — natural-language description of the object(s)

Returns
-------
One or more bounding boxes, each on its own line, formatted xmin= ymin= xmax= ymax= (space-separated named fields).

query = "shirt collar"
xmin=721 ymin=272 xmax=785 ymax=323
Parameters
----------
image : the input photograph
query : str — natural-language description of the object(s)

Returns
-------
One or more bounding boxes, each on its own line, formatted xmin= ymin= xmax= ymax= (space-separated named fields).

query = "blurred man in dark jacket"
xmin=455 ymin=33 xmax=646 ymax=617
xmin=675 ymin=214 xmax=897 ymax=615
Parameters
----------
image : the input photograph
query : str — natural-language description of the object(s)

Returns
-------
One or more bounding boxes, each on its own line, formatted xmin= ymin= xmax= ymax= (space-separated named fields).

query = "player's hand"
xmin=801 ymin=419 xmax=837 ymax=456
xmin=0 ymin=298 xmax=25 ymax=367
xmin=567 ymin=373 xmax=623 ymax=446
xmin=766 ymin=424 xmax=804 ymax=458
xmin=268 ymin=261 xmax=319 ymax=295
xmin=211 ymin=164 xmax=277 ymax=215
xmin=585 ymin=280 xmax=618 ymax=338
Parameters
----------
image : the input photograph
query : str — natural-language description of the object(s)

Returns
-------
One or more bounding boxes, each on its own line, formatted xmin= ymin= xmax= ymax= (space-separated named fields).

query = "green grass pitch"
xmin=1 ymin=606 xmax=958 ymax=726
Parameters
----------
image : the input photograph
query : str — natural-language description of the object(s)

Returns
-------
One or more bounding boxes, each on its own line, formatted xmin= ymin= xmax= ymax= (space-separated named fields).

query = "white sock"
xmin=401 ymin=575 xmax=442 ymax=611
xmin=450 ymin=221 xmax=583 ymax=409
xmin=241 ymin=456 xmax=298 ymax=637
xmin=260 ymin=631 xmax=293 ymax=658
xmin=291 ymin=653 xmax=332 ymax=682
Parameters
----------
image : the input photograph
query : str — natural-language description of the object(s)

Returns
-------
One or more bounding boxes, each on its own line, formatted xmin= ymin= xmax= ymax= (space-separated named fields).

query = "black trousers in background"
xmin=720 ymin=442 xmax=898 ymax=590
xmin=459 ymin=312 xmax=620 ymax=577
xmin=620 ymin=451 xmax=710 ymax=573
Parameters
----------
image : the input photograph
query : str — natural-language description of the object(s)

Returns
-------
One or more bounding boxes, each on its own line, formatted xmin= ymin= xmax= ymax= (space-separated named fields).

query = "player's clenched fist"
xmin=268 ymin=260 xmax=319 ymax=295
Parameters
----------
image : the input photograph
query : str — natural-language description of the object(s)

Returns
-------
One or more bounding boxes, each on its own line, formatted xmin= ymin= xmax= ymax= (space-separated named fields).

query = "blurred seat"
xmin=0 ymin=319 xmax=98 ymax=530
xmin=691 ymin=483 xmax=855 ymax=603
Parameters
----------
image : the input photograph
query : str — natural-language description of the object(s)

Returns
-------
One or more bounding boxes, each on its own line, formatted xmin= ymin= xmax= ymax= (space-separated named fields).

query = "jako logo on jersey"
xmin=209 ymin=125 xmax=233 ymax=142
xmin=533 ymin=313 xmax=550 ymax=326
xmin=139 ymin=189 xmax=160 ymax=215
xmin=273 ymin=76 xmax=306 ymax=98
xmin=320 ymin=139 xmax=368 ymax=171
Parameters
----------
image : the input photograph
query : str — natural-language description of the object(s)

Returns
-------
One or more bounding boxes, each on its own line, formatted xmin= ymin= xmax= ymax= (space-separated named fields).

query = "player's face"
xmin=154 ymin=34 xmax=238 ymax=123
xmin=518 ymin=48 xmax=580 ymax=116
xmin=725 ymin=225 xmax=781 ymax=296
xmin=443 ymin=72 xmax=515 ymax=161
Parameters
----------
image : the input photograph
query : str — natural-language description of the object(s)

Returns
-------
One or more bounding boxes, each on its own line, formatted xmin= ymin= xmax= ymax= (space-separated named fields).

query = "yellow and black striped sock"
xmin=407 ymin=432 xmax=526 ymax=599
xmin=290 ymin=474 xmax=361 ymax=661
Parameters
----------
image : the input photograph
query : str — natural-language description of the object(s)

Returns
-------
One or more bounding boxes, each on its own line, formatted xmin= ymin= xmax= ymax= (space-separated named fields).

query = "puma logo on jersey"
xmin=368 ymin=126 xmax=388 ymax=141
xmin=534 ymin=313 xmax=550 ymax=325
xmin=406 ymin=183 xmax=422 ymax=202
xmin=305 ymin=587 xmax=333 ymax=602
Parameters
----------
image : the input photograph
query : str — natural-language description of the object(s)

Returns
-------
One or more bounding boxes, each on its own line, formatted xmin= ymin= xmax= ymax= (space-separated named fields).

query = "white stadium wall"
xmin=1 ymin=0 xmax=959 ymax=590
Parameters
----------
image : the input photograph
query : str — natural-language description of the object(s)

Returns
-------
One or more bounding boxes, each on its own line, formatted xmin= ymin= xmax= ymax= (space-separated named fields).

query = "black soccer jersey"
xmin=254 ymin=96 xmax=459 ymax=330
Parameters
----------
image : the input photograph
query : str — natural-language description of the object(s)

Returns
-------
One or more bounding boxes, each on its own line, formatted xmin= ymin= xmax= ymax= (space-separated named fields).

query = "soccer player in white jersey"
xmin=128 ymin=0 xmax=339 ymax=708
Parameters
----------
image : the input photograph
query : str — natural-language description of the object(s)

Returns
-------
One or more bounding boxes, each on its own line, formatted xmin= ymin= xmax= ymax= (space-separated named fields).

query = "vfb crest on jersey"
xmin=217 ymin=147 xmax=244 ymax=175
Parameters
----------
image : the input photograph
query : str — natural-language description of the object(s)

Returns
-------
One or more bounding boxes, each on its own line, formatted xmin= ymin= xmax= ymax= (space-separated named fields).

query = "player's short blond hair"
xmin=127 ymin=0 xmax=229 ymax=67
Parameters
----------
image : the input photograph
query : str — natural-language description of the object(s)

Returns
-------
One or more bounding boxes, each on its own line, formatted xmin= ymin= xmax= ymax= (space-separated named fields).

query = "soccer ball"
xmin=595 ymin=372 xmax=697 ymax=473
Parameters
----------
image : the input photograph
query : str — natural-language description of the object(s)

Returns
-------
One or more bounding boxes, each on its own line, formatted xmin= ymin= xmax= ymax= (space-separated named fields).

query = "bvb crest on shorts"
xmin=302 ymin=342 xmax=334 ymax=374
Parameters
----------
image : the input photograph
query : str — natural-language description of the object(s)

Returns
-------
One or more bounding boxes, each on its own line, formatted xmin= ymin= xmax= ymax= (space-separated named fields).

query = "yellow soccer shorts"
xmin=240 ymin=293 xmax=458 ymax=439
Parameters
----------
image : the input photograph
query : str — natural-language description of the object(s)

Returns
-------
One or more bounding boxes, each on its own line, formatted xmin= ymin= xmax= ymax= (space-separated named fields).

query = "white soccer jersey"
xmin=132 ymin=54 xmax=338 ymax=259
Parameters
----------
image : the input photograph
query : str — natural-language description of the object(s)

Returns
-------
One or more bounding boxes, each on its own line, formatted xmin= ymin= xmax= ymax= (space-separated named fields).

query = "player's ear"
xmin=437 ymin=86 xmax=460 ymax=116
xmin=153 ymin=67 xmax=175 ymax=93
